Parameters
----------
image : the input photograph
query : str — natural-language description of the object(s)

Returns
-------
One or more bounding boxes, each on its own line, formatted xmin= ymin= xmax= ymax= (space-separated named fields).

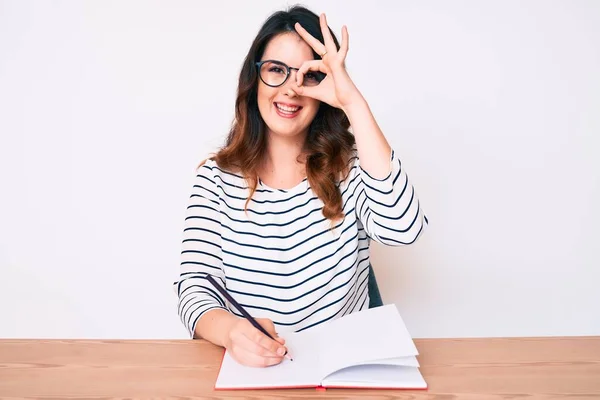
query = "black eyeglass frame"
xmin=255 ymin=59 xmax=326 ymax=88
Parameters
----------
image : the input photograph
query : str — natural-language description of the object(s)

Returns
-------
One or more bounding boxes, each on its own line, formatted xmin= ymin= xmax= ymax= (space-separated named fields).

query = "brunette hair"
xmin=204 ymin=5 xmax=356 ymax=224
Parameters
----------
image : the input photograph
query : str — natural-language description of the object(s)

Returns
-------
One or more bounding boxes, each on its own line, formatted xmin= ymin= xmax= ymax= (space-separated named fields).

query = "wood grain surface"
xmin=1 ymin=336 xmax=599 ymax=399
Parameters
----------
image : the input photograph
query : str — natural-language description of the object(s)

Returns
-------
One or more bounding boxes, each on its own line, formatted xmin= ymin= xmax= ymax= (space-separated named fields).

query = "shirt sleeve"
xmin=353 ymin=149 xmax=429 ymax=246
xmin=173 ymin=161 xmax=228 ymax=338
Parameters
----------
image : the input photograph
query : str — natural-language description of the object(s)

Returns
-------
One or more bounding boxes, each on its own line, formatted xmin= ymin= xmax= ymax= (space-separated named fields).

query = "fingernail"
xmin=277 ymin=347 xmax=285 ymax=356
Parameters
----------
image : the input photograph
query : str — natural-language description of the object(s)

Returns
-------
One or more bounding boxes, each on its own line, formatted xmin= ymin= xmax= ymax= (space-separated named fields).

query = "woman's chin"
xmin=266 ymin=123 xmax=307 ymax=138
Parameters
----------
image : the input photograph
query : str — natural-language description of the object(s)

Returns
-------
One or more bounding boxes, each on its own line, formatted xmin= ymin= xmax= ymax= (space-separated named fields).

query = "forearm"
xmin=343 ymin=92 xmax=429 ymax=245
xmin=342 ymin=92 xmax=392 ymax=179
xmin=193 ymin=308 xmax=239 ymax=346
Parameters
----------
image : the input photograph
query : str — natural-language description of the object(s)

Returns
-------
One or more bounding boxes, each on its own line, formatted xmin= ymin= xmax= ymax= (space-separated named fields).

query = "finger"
xmin=320 ymin=13 xmax=336 ymax=54
xmin=295 ymin=60 xmax=327 ymax=86
xmin=292 ymin=84 xmax=320 ymax=101
xmin=339 ymin=25 xmax=349 ymax=60
xmin=256 ymin=318 xmax=277 ymax=336
xmin=294 ymin=22 xmax=327 ymax=56
xmin=232 ymin=344 xmax=283 ymax=368
xmin=273 ymin=330 xmax=286 ymax=345
xmin=252 ymin=319 xmax=288 ymax=356
xmin=239 ymin=330 xmax=284 ymax=358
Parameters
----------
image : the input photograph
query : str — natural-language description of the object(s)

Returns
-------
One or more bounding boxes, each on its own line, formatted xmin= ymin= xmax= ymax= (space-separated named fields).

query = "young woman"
xmin=175 ymin=6 xmax=429 ymax=367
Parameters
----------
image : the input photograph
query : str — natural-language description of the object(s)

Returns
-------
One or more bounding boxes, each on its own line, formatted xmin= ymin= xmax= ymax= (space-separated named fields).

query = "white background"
xmin=1 ymin=0 xmax=598 ymax=339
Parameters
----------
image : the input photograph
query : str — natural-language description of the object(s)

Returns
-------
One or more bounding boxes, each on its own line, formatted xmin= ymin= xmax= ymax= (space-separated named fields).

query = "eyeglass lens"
xmin=259 ymin=61 xmax=324 ymax=87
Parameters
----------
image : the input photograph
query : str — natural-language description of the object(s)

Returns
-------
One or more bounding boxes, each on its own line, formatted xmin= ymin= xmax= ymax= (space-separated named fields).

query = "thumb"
xmin=255 ymin=318 xmax=278 ymax=339
xmin=256 ymin=318 xmax=286 ymax=344
xmin=275 ymin=333 xmax=286 ymax=345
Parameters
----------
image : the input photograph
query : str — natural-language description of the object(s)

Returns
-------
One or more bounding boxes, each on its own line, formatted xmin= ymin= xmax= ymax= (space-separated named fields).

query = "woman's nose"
xmin=282 ymin=71 xmax=300 ymax=96
xmin=284 ymin=88 xmax=298 ymax=97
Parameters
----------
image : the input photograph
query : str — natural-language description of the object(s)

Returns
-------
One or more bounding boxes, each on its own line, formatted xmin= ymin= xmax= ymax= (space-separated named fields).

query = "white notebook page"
xmin=316 ymin=305 xmax=419 ymax=378
xmin=322 ymin=364 xmax=427 ymax=389
xmin=214 ymin=330 xmax=322 ymax=389
xmin=352 ymin=355 xmax=420 ymax=368
xmin=215 ymin=304 xmax=420 ymax=389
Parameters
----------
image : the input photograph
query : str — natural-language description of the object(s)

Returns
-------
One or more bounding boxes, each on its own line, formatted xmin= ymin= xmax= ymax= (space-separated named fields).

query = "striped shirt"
xmin=174 ymin=149 xmax=428 ymax=338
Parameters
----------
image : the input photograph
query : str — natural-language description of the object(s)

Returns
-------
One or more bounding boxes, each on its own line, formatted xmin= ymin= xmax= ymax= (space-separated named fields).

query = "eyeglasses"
xmin=255 ymin=59 xmax=326 ymax=88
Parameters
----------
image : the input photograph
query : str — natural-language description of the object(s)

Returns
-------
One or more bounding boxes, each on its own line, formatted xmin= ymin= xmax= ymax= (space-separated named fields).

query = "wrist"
xmin=219 ymin=313 xmax=240 ymax=348
xmin=341 ymin=92 xmax=367 ymax=117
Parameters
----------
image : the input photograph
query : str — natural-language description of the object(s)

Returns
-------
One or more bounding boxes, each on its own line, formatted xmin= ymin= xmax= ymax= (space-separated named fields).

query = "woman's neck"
xmin=259 ymin=132 xmax=308 ymax=187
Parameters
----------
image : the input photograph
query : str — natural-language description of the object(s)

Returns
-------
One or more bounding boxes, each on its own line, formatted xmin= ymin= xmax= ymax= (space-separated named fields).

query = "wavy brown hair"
xmin=204 ymin=5 xmax=356 ymax=224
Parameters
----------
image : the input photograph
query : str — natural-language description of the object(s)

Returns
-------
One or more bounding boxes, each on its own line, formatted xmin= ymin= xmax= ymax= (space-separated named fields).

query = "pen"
xmin=205 ymin=274 xmax=293 ymax=361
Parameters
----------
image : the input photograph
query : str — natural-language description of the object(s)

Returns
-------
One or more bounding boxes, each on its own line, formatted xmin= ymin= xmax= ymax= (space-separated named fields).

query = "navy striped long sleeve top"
xmin=174 ymin=149 xmax=428 ymax=338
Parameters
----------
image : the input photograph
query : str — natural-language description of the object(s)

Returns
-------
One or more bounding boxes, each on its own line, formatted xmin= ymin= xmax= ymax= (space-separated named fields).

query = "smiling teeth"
xmin=276 ymin=103 xmax=300 ymax=112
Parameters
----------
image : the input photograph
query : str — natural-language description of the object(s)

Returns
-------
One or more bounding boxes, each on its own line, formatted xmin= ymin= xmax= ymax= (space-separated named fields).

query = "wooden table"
xmin=1 ymin=337 xmax=599 ymax=399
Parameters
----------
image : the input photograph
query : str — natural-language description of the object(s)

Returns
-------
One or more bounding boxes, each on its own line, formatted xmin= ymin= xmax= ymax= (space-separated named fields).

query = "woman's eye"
xmin=268 ymin=67 xmax=285 ymax=74
xmin=305 ymin=72 xmax=321 ymax=82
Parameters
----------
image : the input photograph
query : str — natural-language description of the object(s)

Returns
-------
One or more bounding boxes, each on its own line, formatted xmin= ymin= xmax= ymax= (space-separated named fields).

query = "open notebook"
xmin=214 ymin=304 xmax=427 ymax=390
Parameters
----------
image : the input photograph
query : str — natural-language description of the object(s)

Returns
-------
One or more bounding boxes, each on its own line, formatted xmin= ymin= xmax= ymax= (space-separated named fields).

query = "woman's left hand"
xmin=293 ymin=13 xmax=361 ymax=110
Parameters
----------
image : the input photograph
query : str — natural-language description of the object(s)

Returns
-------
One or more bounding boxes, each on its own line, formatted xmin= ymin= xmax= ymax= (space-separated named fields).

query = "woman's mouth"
xmin=274 ymin=102 xmax=302 ymax=118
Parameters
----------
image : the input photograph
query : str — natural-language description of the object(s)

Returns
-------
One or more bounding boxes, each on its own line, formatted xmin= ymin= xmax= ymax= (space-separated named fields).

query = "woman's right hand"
xmin=223 ymin=317 xmax=288 ymax=367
